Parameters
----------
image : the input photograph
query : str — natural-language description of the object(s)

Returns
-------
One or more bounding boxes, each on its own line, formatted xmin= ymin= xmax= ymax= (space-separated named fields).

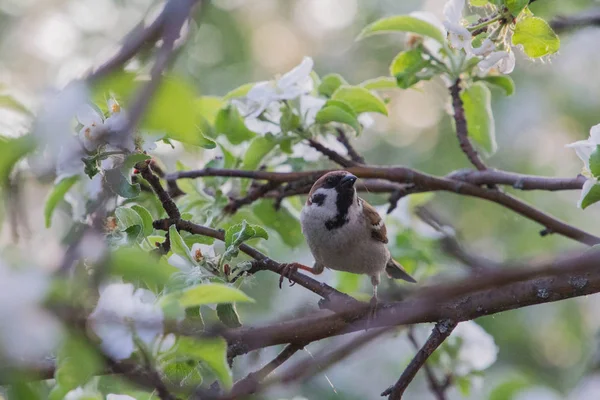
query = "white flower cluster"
xmin=414 ymin=0 xmax=515 ymax=75
xmin=232 ymin=57 xmax=325 ymax=135
xmin=232 ymin=57 xmax=374 ymax=138
xmin=566 ymin=124 xmax=600 ymax=208
xmin=88 ymin=282 xmax=168 ymax=360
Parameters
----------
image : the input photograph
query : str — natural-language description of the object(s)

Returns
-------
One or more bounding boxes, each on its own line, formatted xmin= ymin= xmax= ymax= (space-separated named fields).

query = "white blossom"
xmin=471 ymin=38 xmax=496 ymax=57
xmin=451 ymin=321 xmax=498 ymax=376
xmin=0 ymin=259 xmax=62 ymax=366
xmin=566 ymin=123 xmax=600 ymax=208
xmin=409 ymin=11 xmax=447 ymax=56
xmin=478 ymin=50 xmax=516 ymax=74
xmin=299 ymin=95 xmax=326 ymax=127
xmin=443 ymin=0 xmax=472 ymax=52
xmin=89 ymin=283 xmax=164 ymax=360
xmin=168 ymin=243 xmax=216 ymax=273
xmin=234 ymin=57 xmax=315 ymax=134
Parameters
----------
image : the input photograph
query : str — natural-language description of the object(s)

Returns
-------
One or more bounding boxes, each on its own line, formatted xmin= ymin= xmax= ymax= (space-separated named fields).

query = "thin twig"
xmin=226 ymin=343 xmax=305 ymax=398
xmin=336 ymin=127 xmax=365 ymax=164
xmin=449 ymin=79 xmax=489 ymax=171
xmin=307 ymin=138 xmax=357 ymax=167
xmin=382 ymin=320 xmax=457 ymax=399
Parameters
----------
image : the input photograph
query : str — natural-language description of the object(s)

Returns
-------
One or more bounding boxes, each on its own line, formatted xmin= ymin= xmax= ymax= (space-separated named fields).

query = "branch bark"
xmin=382 ymin=320 xmax=457 ymax=399
xmin=449 ymin=79 xmax=489 ymax=171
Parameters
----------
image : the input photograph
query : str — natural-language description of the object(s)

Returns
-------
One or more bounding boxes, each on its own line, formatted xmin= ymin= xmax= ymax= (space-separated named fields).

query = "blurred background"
xmin=2 ymin=0 xmax=600 ymax=399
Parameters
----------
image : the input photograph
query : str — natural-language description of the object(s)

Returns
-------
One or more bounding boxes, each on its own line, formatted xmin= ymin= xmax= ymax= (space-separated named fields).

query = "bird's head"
xmin=305 ymin=171 xmax=358 ymax=227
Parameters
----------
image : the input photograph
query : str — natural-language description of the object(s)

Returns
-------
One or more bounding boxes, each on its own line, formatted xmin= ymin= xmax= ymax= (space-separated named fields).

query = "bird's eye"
xmin=326 ymin=177 xmax=336 ymax=185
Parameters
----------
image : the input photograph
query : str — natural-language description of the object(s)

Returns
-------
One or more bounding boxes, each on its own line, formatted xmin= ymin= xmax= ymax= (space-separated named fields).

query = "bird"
xmin=279 ymin=170 xmax=416 ymax=313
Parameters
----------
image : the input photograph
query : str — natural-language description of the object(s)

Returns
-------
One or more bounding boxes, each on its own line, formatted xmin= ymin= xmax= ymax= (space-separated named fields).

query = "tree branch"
xmin=307 ymin=138 xmax=358 ymax=167
xmin=226 ymin=343 xmax=305 ymax=398
xmin=550 ymin=8 xmax=600 ymax=33
xmin=165 ymin=166 xmax=598 ymax=246
xmin=382 ymin=320 xmax=457 ymax=399
xmin=336 ymin=127 xmax=366 ymax=164
xmin=222 ymin=247 xmax=600 ymax=357
xmin=449 ymin=79 xmax=489 ymax=171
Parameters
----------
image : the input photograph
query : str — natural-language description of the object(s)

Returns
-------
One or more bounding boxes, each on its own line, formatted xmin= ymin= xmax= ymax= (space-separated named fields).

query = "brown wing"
xmin=361 ymin=198 xmax=388 ymax=244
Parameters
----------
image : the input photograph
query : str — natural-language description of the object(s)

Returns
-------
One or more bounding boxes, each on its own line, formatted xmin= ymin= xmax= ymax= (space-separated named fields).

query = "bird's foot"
xmin=278 ymin=262 xmax=301 ymax=289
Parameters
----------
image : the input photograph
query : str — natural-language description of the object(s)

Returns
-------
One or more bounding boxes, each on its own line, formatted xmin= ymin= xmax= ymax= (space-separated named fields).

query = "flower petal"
xmin=590 ymin=124 xmax=600 ymax=145
xmin=77 ymin=104 xmax=103 ymax=126
xmin=443 ymin=0 xmax=465 ymax=25
xmin=278 ymin=57 xmax=314 ymax=90
xmin=566 ymin=140 xmax=594 ymax=170
xmin=168 ymin=254 xmax=194 ymax=271
xmin=471 ymin=38 xmax=495 ymax=56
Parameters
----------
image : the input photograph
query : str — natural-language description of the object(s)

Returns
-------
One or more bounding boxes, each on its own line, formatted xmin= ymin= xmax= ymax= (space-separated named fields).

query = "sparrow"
xmin=280 ymin=170 xmax=416 ymax=310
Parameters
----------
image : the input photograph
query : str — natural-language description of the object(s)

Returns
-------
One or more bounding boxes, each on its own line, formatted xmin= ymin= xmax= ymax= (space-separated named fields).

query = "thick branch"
xmin=383 ymin=320 xmax=457 ymax=399
xmin=223 ymin=248 xmax=600 ymax=356
xmin=449 ymin=79 xmax=489 ymax=171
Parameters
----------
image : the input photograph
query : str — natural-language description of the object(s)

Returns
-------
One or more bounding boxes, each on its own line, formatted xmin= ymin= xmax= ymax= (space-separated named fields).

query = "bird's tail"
xmin=385 ymin=259 xmax=417 ymax=283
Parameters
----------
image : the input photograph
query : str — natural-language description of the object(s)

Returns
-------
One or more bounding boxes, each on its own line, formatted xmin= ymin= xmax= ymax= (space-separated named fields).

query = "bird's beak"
xmin=339 ymin=174 xmax=357 ymax=188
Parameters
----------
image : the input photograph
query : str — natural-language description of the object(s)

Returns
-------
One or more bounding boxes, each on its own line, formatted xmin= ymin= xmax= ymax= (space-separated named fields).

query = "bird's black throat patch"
xmin=311 ymin=193 xmax=326 ymax=206
xmin=325 ymin=186 xmax=354 ymax=230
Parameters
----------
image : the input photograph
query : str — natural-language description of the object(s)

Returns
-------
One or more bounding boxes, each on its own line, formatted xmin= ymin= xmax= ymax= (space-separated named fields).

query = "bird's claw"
xmin=366 ymin=296 xmax=378 ymax=331
xmin=278 ymin=263 xmax=298 ymax=289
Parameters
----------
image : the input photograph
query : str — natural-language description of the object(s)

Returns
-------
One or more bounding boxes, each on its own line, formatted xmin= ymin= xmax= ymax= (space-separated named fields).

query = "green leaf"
xmin=241 ymin=136 xmax=277 ymax=170
xmin=145 ymin=77 xmax=215 ymax=148
xmin=512 ymin=16 xmax=560 ymax=58
xmin=390 ymin=49 xmax=423 ymax=76
xmin=460 ymin=82 xmax=496 ymax=156
xmin=581 ymin=183 xmax=600 ymax=209
xmin=253 ymin=199 xmax=304 ymax=247
xmin=505 ymin=0 xmax=528 ymax=16
xmin=171 ymin=283 xmax=254 ymax=308
xmin=214 ymin=105 xmax=256 ymax=144
xmin=110 ymin=247 xmax=178 ymax=288
xmin=280 ymin=106 xmax=301 ymax=132
xmin=223 ymin=83 xmax=255 ymax=100
xmin=224 ymin=220 xmax=269 ymax=248
xmin=389 ymin=49 xmax=433 ymax=89
xmin=177 ymin=337 xmax=232 ymax=388
xmin=53 ymin=334 xmax=102 ymax=394
xmin=0 ymin=94 xmax=32 ymax=116
xmin=131 ymin=205 xmax=154 ymax=237
xmin=116 ymin=206 xmax=143 ymax=230
xmin=470 ymin=0 xmax=489 ymax=5
xmin=590 ymin=146 xmax=600 ymax=178
xmin=216 ymin=303 xmax=242 ymax=328
xmin=123 ymin=153 xmax=151 ymax=169
xmin=318 ymin=74 xmax=348 ymax=97
xmin=169 ymin=224 xmax=193 ymax=262
xmin=360 ymin=77 xmax=398 ymax=90
xmin=358 ymin=15 xmax=445 ymax=44
xmin=44 ymin=175 xmax=80 ymax=228
xmin=104 ymin=168 xmax=140 ymax=198
xmin=162 ymin=361 xmax=203 ymax=388
xmin=475 ymin=75 xmax=515 ymax=96
xmin=315 ymin=106 xmax=361 ymax=135
xmin=331 ymin=86 xmax=388 ymax=115
xmin=0 ymin=135 xmax=35 ymax=185
xmin=196 ymin=96 xmax=224 ymax=125
xmin=325 ymin=100 xmax=357 ymax=117
xmin=456 ymin=375 xmax=472 ymax=396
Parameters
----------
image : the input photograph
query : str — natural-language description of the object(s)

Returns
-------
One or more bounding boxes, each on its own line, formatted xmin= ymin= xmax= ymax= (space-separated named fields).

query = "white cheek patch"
xmin=308 ymin=188 xmax=338 ymax=220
